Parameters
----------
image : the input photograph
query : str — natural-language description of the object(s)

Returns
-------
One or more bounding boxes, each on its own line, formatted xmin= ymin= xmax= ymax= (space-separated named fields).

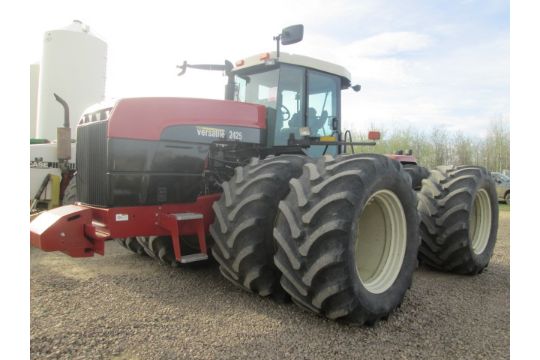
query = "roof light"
xmin=259 ymin=52 xmax=271 ymax=61
xmin=235 ymin=59 xmax=245 ymax=67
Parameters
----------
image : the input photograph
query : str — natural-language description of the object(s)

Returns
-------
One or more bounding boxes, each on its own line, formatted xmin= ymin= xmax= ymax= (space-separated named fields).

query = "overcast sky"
xmin=27 ymin=0 xmax=509 ymax=138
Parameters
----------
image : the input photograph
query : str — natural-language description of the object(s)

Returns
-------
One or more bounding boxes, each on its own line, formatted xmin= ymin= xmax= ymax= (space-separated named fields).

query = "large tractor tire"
xmin=403 ymin=164 xmax=430 ymax=191
xmin=62 ymin=176 xmax=78 ymax=205
xmin=417 ymin=165 xmax=499 ymax=274
xmin=209 ymin=155 xmax=309 ymax=298
xmin=134 ymin=236 xmax=157 ymax=259
xmin=273 ymin=154 xmax=420 ymax=325
xmin=117 ymin=237 xmax=148 ymax=257
xmin=146 ymin=236 xmax=180 ymax=267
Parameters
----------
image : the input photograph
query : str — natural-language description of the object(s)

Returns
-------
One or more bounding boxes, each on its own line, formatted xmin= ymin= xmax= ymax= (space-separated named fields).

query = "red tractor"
xmin=30 ymin=25 xmax=499 ymax=325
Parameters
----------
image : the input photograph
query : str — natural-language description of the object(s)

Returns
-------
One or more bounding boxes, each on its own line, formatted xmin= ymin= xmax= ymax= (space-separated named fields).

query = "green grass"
xmin=499 ymin=203 xmax=510 ymax=212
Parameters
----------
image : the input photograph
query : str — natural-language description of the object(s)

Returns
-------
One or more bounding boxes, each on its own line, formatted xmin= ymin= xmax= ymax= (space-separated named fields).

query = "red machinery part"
xmin=30 ymin=194 xmax=220 ymax=258
xmin=387 ymin=154 xmax=417 ymax=164
xmin=30 ymin=205 xmax=97 ymax=257
xmin=107 ymin=98 xmax=267 ymax=141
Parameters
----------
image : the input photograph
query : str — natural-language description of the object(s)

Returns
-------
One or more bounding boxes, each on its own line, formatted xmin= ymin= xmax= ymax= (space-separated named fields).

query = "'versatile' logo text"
xmin=196 ymin=126 xmax=226 ymax=139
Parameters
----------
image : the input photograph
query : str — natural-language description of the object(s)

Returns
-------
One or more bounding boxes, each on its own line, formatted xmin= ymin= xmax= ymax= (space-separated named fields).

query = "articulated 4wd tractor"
xmin=30 ymin=25 xmax=499 ymax=325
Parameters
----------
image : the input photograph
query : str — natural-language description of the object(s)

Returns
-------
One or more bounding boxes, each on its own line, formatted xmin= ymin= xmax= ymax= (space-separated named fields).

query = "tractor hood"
xmin=99 ymin=97 xmax=266 ymax=141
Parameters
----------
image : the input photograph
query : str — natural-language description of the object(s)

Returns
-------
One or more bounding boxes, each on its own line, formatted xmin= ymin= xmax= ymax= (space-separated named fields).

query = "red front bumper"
xmin=30 ymin=205 xmax=98 ymax=257
xmin=30 ymin=194 xmax=220 ymax=258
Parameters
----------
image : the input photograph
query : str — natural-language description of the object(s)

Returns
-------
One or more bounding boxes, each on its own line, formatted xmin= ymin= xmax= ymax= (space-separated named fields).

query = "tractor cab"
xmin=230 ymin=51 xmax=352 ymax=157
xmin=176 ymin=24 xmax=369 ymax=156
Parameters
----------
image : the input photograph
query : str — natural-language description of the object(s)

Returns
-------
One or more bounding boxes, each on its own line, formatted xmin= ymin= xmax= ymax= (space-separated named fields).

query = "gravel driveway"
xmin=30 ymin=211 xmax=510 ymax=359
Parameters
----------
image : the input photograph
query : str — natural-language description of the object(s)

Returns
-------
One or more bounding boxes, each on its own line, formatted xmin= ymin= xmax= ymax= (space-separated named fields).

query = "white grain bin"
xmin=30 ymin=63 xmax=40 ymax=138
xmin=36 ymin=20 xmax=107 ymax=140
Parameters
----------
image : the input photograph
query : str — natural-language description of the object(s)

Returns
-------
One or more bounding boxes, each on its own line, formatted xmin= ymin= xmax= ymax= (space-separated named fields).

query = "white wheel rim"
xmin=354 ymin=190 xmax=407 ymax=294
xmin=469 ymin=189 xmax=492 ymax=255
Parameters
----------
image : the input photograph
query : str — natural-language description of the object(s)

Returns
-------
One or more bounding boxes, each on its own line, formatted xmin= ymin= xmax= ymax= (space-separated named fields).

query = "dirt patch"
xmin=31 ymin=212 xmax=510 ymax=359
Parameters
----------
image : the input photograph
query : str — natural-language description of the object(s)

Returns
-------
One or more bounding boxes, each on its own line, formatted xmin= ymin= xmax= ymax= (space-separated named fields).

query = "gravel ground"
xmin=30 ymin=211 xmax=510 ymax=360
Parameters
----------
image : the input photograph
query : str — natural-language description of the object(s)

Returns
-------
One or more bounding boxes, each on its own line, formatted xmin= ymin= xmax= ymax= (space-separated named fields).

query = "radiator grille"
xmin=76 ymin=121 xmax=109 ymax=206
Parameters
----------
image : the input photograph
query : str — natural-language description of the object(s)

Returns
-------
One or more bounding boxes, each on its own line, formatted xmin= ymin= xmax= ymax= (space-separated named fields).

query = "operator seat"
xmin=278 ymin=113 xmax=302 ymax=145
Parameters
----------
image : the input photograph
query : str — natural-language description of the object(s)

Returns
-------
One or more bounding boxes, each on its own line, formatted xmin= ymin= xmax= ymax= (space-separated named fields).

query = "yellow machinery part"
xmin=49 ymin=174 xmax=61 ymax=209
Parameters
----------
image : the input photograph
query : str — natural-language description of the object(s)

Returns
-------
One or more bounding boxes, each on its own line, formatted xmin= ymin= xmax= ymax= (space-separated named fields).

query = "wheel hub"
xmin=354 ymin=190 xmax=407 ymax=294
xmin=469 ymin=189 xmax=492 ymax=255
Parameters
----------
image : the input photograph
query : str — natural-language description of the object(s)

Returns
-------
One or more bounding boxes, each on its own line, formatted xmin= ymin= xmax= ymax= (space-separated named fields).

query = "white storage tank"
xmin=36 ymin=20 xmax=107 ymax=140
xmin=30 ymin=63 xmax=40 ymax=138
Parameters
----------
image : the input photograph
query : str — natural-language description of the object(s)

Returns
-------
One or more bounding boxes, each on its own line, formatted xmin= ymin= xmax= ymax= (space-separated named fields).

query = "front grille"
xmin=76 ymin=120 xmax=109 ymax=206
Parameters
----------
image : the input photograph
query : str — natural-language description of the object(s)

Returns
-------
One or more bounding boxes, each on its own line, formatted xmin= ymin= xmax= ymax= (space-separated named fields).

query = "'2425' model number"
xmin=227 ymin=130 xmax=243 ymax=141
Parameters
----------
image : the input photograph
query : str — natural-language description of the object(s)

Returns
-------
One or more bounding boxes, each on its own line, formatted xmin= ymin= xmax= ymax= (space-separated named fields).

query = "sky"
xmin=26 ymin=0 xmax=509 ymax=139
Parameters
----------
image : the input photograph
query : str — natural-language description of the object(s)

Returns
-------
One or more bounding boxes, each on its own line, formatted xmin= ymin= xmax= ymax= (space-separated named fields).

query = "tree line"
xmin=348 ymin=119 xmax=510 ymax=173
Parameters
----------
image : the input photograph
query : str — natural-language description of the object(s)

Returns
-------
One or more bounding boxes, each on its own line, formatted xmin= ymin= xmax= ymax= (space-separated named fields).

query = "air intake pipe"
xmin=54 ymin=93 xmax=71 ymax=161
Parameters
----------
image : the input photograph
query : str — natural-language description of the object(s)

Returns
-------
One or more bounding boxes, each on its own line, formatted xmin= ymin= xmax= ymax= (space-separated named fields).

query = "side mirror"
xmin=281 ymin=24 xmax=304 ymax=45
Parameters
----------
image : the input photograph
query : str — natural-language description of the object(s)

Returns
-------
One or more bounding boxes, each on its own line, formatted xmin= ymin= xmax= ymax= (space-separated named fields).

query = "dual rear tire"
xmin=417 ymin=165 xmax=499 ymax=274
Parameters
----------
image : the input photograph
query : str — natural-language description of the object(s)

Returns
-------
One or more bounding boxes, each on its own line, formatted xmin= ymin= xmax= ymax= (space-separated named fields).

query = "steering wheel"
xmin=280 ymin=105 xmax=291 ymax=121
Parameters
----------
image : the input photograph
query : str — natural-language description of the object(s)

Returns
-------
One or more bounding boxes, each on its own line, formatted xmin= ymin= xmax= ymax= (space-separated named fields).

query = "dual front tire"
xmin=273 ymin=154 xmax=420 ymax=325
xmin=211 ymin=154 xmax=420 ymax=325
xmin=209 ymin=155 xmax=309 ymax=298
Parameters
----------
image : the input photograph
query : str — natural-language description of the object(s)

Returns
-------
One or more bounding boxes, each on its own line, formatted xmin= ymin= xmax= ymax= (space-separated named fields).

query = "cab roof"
xmin=233 ymin=51 xmax=351 ymax=87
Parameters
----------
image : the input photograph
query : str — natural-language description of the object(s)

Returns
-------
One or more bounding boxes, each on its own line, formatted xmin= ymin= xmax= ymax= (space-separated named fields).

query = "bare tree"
xmin=346 ymin=119 xmax=509 ymax=173
xmin=453 ymin=131 xmax=474 ymax=166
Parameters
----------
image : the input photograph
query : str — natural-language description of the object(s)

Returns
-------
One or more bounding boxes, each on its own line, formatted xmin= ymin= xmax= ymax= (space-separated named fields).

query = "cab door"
xmin=305 ymin=70 xmax=341 ymax=157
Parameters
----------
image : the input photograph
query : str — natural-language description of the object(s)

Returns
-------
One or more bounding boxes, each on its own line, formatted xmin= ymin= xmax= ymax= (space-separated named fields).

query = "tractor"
xmin=30 ymin=25 xmax=499 ymax=325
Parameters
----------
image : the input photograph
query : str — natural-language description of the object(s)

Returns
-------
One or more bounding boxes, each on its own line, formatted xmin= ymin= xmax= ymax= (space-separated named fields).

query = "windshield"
xmin=235 ymin=68 xmax=279 ymax=144
xmin=234 ymin=69 xmax=278 ymax=108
